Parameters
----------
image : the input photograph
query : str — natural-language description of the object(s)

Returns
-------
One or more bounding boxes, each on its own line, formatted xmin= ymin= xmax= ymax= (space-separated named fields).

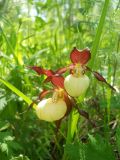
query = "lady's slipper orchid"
xmin=36 ymin=89 xmax=67 ymax=122
xmin=64 ymin=73 xmax=90 ymax=97
xmin=56 ymin=47 xmax=116 ymax=97
xmin=28 ymin=67 xmax=73 ymax=122
xmin=28 ymin=47 xmax=116 ymax=125
xmin=64 ymin=47 xmax=91 ymax=97
xmin=35 ymin=87 xmax=74 ymax=122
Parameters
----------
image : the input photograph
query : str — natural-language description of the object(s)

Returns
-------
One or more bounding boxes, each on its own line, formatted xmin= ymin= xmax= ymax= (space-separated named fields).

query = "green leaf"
xmin=10 ymin=155 xmax=30 ymax=160
xmin=0 ymin=143 xmax=8 ymax=154
xmin=115 ymin=126 xmax=120 ymax=153
xmin=90 ymin=0 xmax=110 ymax=68
xmin=0 ymin=132 xmax=12 ymax=142
xmin=86 ymin=134 xmax=116 ymax=160
xmin=4 ymin=136 xmax=14 ymax=142
xmin=0 ymin=96 xmax=7 ymax=111
xmin=0 ymin=121 xmax=10 ymax=132
xmin=66 ymin=109 xmax=79 ymax=143
xmin=0 ymin=78 xmax=37 ymax=109
xmin=64 ymin=142 xmax=81 ymax=160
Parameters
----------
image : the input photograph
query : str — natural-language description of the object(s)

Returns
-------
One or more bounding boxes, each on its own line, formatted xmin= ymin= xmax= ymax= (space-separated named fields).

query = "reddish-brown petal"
xmin=51 ymin=76 xmax=64 ymax=88
xmin=77 ymin=108 xmax=89 ymax=119
xmin=70 ymin=47 xmax=91 ymax=65
xmin=69 ymin=64 xmax=75 ymax=74
xmin=93 ymin=71 xmax=107 ymax=82
xmin=93 ymin=71 xmax=116 ymax=91
xmin=56 ymin=64 xmax=75 ymax=75
xmin=74 ymin=104 xmax=96 ymax=127
xmin=44 ymin=69 xmax=54 ymax=76
xmin=28 ymin=66 xmax=45 ymax=75
xmin=64 ymin=92 xmax=74 ymax=116
xmin=38 ymin=89 xmax=52 ymax=100
xmin=85 ymin=67 xmax=116 ymax=91
xmin=55 ymin=67 xmax=68 ymax=75
xmin=55 ymin=119 xmax=62 ymax=132
xmin=83 ymin=66 xmax=92 ymax=72
xmin=28 ymin=66 xmax=54 ymax=76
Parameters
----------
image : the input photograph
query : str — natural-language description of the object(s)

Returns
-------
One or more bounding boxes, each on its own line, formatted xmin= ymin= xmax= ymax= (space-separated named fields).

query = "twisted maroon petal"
xmin=44 ymin=69 xmax=54 ymax=76
xmin=38 ymin=89 xmax=52 ymax=100
xmin=28 ymin=66 xmax=54 ymax=76
xmin=64 ymin=92 xmax=74 ymax=116
xmin=28 ymin=66 xmax=45 ymax=75
xmin=93 ymin=71 xmax=116 ymax=91
xmin=51 ymin=76 xmax=64 ymax=88
xmin=55 ymin=67 xmax=68 ymax=75
xmin=93 ymin=71 xmax=107 ymax=82
xmin=70 ymin=47 xmax=91 ymax=65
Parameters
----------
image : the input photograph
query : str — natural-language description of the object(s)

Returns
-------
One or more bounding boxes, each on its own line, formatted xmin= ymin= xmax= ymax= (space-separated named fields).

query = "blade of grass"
xmin=66 ymin=110 xmax=79 ymax=143
xmin=0 ymin=26 xmax=18 ymax=63
xmin=0 ymin=78 xmax=37 ymax=109
xmin=90 ymin=0 xmax=110 ymax=68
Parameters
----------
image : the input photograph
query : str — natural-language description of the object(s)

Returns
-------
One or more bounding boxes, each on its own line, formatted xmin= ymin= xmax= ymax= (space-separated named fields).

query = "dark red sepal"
xmin=93 ymin=71 xmax=107 ymax=82
xmin=54 ymin=92 xmax=74 ymax=131
xmin=77 ymin=109 xmax=89 ymax=119
xmin=51 ymin=76 xmax=64 ymax=88
xmin=28 ymin=66 xmax=45 ymax=75
xmin=44 ymin=75 xmax=65 ymax=89
xmin=75 ymin=104 xmax=96 ymax=127
xmin=70 ymin=47 xmax=91 ymax=65
xmin=64 ymin=92 xmax=74 ymax=116
xmin=93 ymin=71 xmax=116 ymax=91
xmin=28 ymin=66 xmax=54 ymax=76
xmin=55 ymin=119 xmax=63 ymax=132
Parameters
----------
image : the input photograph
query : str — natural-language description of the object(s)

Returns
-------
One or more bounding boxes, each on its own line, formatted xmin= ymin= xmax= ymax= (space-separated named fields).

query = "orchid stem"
xmin=62 ymin=110 xmax=79 ymax=160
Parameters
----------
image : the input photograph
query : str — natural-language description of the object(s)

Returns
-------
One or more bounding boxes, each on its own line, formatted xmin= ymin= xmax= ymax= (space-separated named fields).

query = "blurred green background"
xmin=0 ymin=0 xmax=120 ymax=160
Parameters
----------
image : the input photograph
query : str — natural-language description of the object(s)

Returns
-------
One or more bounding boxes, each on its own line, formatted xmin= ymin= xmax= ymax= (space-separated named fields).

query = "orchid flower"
xmin=28 ymin=47 xmax=116 ymax=126
xmin=28 ymin=66 xmax=73 ymax=122
xmin=57 ymin=47 xmax=116 ymax=97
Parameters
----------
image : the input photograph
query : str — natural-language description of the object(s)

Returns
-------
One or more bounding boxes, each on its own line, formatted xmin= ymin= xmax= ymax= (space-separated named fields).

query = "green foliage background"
xmin=0 ymin=0 xmax=120 ymax=160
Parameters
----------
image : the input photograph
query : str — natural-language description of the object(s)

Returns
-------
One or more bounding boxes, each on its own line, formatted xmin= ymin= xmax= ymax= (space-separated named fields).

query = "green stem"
xmin=62 ymin=110 xmax=79 ymax=160
xmin=66 ymin=109 xmax=79 ymax=143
